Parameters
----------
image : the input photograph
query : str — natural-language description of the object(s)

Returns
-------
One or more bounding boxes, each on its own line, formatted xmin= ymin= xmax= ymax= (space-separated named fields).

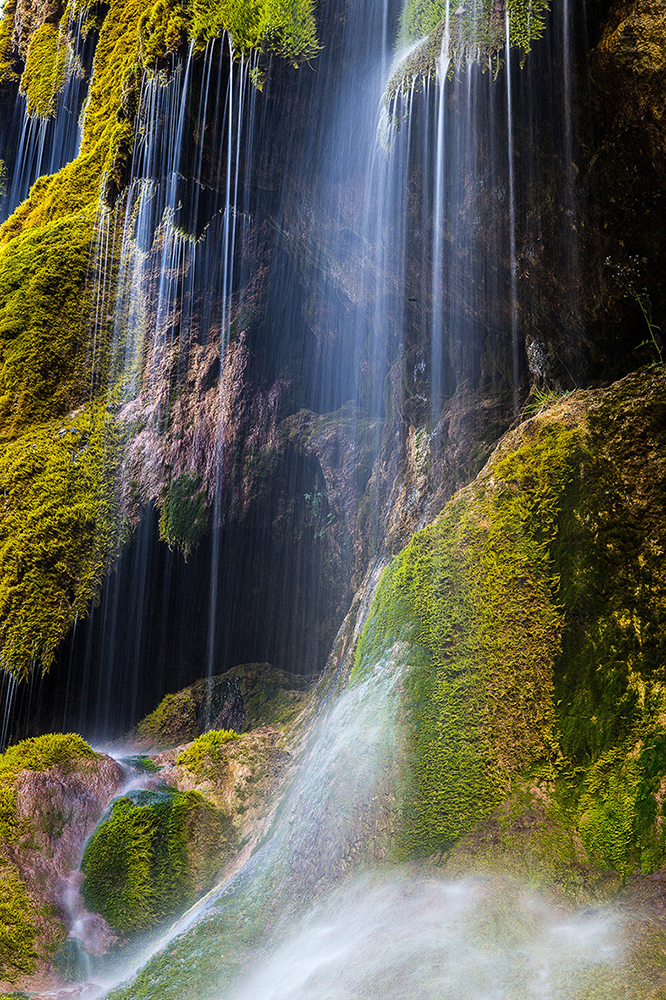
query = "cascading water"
xmin=3 ymin=0 xmax=647 ymax=994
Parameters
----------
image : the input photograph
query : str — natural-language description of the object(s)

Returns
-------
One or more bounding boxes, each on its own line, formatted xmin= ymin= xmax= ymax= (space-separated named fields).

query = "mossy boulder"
xmin=81 ymin=785 xmax=230 ymax=936
xmin=0 ymin=734 xmax=124 ymax=981
xmin=357 ymin=368 xmax=666 ymax=874
xmin=134 ymin=663 xmax=309 ymax=748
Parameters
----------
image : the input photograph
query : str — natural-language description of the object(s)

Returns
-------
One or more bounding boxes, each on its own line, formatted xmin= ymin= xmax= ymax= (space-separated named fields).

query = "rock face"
xmin=357 ymin=367 xmax=666 ymax=874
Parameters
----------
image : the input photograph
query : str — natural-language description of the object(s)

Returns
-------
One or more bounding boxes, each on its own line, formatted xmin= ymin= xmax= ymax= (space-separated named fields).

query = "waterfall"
xmin=2 ymin=0 xmax=638 ymax=992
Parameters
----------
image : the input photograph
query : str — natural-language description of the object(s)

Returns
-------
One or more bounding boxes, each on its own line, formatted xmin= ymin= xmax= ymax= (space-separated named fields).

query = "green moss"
xmin=0 ymin=405 xmax=121 ymax=679
xmin=159 ymin=473 xmax=208 ymax=556
xmin=0 ymin=0 xmax=322 ymax=688
xmin=357 ymin=371 xmax=666 ymax=874
xmin=553 ymin=374 xmax=666 ymax=761
xmin=176 ymin=729 xmax=236 ymax=781
xmin=135 ymin=674 xmax=243 ymax=748
xmin=0 ymin=733 xmax=98 ymax=843
xmin=19 ymin=24 xmax=70 ymax=118
xmin=187 ymin=0 xmax=318 ymax=64
xmin=0 ymin=732 xmax=97 ymax=779
xmin=0 ymin=871 xmax=38 ymax=982
xmin=356 ymin=418 xmax=575 ymax=856
xmin=0 ymin=215 xmax=101 ymax=434
xmin=385 ymin=0 xmax=549 ymax=107
xmin=81 ymin=787 xmax=229 ymax=935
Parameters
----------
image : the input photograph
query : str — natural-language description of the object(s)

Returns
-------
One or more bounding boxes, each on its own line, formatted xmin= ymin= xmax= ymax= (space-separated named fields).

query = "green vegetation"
xmin=81 ymin=786 xmax=229 ymax=935
xmin=19 ymin=24 xmax=70 ymax=118
xmin=356 ymin=413 xmax=573 ymax=855
xmin=135 ymin=674 xmax=243 ymax=747
xmin=176 ymin=729 xmax=236 ymax=781
xmin=0 ymin=0 xmax=322 ymax=688
xmin=0 ymin=735 xmax=99 ymax=980
xmin=0 ymin=733 xmax=98 ymax=842
xmin=0 ymin=405 xmax=121 ymax=679
xmin=385 ymin=0 xmax=549 ymax=106
xmin=159 ymin=473 xmax=208 ymax=556
xmin=356 ymin=370 xmax=666 ymax=874
xmin=0 ymin=872 xmax=38 ymax=982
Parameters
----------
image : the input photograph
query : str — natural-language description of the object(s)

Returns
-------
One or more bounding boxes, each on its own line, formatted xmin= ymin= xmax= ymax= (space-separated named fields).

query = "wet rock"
xmin=133 ymin=663 xmax=309 ymax=749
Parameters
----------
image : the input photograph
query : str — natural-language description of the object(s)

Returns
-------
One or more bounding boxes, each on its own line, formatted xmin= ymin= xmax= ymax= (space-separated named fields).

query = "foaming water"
xmin=226 ymin=872 xmax=622 ymax=1000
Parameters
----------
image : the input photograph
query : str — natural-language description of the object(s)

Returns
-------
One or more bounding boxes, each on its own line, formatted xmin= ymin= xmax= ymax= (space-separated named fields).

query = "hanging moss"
xmin=0 ymin=405 xmax=121 ymax=679
xmin=19 ymin=24 xmax=70 ymax=118
xmin=385 ymin=0 xmax=549 ymax=106
xmin=159 ymin=473 xmax=209 ymax=556
xmin=187 ymin=0 xmax=318 ymax=64
xmin=81 ymin=787 xmax=229 ymax=935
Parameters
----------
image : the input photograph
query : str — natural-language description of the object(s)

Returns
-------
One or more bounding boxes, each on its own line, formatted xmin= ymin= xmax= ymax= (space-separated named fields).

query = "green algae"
xmin=81 ymin=786 xmax=229 ymax=935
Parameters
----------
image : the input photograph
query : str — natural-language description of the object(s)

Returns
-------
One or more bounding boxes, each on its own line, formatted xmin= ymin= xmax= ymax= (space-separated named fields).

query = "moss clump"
xmin=188 ymin=0 xmax=318 ymax=64
xmin=159 ymin=473 xmax=208 ymax=556
xmin=0 ymin=732 xmax=97 ymax=780
xmin=357 ymin=370 xmax=666 ymax=874
xmin=0 ymin=871 xmax=38 ymax=982
xmin=0 ymin=405 xmax=121 ymax=679
xmin=385 ymin=0 xmax=548 ymax=107
xmin=176 ymin=729 xmax=236 ymax=781
xmin=81 ymin=786 xmax=229 ymax=935
xmin=19 ymin=24 xmax=70 ymax=118
xmin=134 ymin=674 xmax=244 ymax=748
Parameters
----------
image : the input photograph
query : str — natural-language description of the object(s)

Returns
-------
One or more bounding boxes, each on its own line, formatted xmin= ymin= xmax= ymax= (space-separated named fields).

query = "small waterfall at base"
xmin=85 ymin=642 xmax=628 ymax=1000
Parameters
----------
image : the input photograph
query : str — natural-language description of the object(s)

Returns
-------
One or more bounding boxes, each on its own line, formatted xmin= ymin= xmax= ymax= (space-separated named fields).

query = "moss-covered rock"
xmin=0 ymin=734 xmax=124 ymax=980
xmin=134 ymin=664 xmax=309 ymax=748
xmin=357 ymin=368 xmax=666 ymax=874
xmin=81 ymin=785 xmax=229 ymax=936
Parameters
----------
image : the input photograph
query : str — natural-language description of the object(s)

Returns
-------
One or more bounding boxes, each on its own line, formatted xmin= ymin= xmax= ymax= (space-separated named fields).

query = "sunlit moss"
xmin=19 ymin=24 xmax=71 ymax=118
xmin=176 ymin=729 xmax=237 ymax=781
xmin=385 ymin=0 xmax=549 ymax=105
